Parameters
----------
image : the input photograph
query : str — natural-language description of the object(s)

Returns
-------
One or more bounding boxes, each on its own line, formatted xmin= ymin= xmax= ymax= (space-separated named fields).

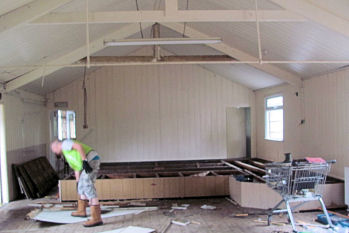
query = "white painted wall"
xmin=2 ymin=90 xmax=49 ymax=200
xmin=256 ymin=68 xmax=349 ymax=179
xmin=47 ymin=64 xmax=255 ymax=162
xmin=255 ymin=84 xmax=303 ymax=162
xmin=4 ymin=91 xmax=48 ymax=151
xmin=302 ymin=69 xmax=349 ymax=179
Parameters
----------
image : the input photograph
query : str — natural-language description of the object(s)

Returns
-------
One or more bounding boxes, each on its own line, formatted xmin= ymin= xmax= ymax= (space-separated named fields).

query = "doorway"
xmin=226 ymin=107 xmax=251 ymax=159
xmin=0 ymin=104 xmax=9 ymax=204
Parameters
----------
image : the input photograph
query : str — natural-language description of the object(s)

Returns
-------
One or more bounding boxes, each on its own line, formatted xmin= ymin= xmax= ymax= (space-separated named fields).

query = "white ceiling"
xmin=1 ymin=0 xmax=349 ymax=95
xmin=0 ymin=0 xmax=33 ymax=16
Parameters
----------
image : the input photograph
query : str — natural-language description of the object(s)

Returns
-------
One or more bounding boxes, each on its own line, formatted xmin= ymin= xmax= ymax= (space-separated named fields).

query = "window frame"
xmin=264 ymin=94 xmax=284 ymax=142
xmin=56 ymin=110 xmax=76 ymax=141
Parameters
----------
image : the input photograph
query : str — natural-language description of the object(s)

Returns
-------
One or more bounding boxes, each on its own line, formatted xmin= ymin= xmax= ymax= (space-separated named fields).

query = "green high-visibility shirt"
xmin=62 ymin=140 xmax=93 ymax=171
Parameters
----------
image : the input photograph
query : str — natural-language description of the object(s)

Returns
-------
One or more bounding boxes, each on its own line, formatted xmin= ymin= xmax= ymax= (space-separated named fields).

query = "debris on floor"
xmin=171 ymin=218 xmax=191 ymax=226
xmin=171 ymin=203 xmax=189 ymax=210
xmin=192 ymin=171 xmax=210 ymax=177
xmin=254 ymin=218 xmax=286 ymax=226
xmin=191 ymin=220 xmax=201 ymax=225
xmin=28 ymin=206 xmax=158 ymax=224
xmin=317 ymin=213 xmax=349 ymax=228
xmin=232 ymin=213 xmax=249 ymax=218
xmin=160 ymin=220 xmax=172 ymax=233
xmin=100 ymin=226 xmax=155 ymax=233
xmin=200 ymin=204 xmax=216 ymax=210
xmin=225 ymin=197 xmax=238 ymax=205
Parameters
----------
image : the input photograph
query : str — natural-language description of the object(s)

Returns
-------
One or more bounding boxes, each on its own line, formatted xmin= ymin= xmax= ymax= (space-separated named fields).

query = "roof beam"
xmin=0 ymin=0 xmax=73 ymax=34
xmin=75 ymin=55 xmax=237 ymax=65
xmin=31 ymin=10 xmax=306 ymax=25
xmin=5 ymin=23 xmax=152 ymax=92
xmin=162 ymin=23 xmax=303 ymax=87
xmin=165 ymin=0 xmax=178 ymax=17
xmin=269 ymin=0 xmax=349 ymax=39
xmin=0 ymin=0 xmax=33 ymax=16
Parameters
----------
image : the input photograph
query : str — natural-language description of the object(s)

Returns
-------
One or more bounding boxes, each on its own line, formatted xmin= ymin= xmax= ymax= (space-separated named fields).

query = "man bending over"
xmin=51 ymin=139 xmax=103 ymax=227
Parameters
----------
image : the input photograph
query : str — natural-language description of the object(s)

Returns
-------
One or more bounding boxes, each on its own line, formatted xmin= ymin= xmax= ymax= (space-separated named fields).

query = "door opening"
xmin=0 ymin=104 xmax=9 ymax=204
xmin=226 ymin=107 xmax=251 ymax=159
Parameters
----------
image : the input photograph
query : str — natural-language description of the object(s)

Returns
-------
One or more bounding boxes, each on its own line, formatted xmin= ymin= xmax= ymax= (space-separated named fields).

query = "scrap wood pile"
xmin=13 ymin=156 xmax=59 ymax=199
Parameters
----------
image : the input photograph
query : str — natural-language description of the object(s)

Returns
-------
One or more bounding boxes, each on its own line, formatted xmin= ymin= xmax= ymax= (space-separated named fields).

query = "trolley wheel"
xmin=267 ymin=215 xmax=272 ymax=226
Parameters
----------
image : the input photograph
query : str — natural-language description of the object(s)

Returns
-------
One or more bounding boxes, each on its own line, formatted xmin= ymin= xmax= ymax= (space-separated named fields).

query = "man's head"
xmin=51 ymin=140 xmax=62 ymax=155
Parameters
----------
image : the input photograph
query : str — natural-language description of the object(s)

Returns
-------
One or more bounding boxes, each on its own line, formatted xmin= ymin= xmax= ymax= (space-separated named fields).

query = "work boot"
xmin=71 ymin=199 xmax=88 ymax=217
xmin=83 ymin=205 xmax=103 ymax=227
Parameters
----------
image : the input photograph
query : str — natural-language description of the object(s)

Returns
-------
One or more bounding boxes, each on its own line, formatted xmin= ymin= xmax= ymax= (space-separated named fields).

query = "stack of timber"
xmin=14 ymin=156 xmax=59 ymax=199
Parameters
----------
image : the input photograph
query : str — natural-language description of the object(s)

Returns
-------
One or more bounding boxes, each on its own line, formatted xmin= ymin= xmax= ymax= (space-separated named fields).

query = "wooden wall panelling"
xmin=48 ymin=65 xmax=254 ymax=162
xmin=60 ymin=175 xmax=230 ymax=201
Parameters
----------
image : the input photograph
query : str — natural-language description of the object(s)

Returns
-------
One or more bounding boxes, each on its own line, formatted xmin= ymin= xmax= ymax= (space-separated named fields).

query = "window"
xmin=265 ymin=95 xmax=283 ymax=141
xmin=54 ymin=110 xmax=76 ymax=140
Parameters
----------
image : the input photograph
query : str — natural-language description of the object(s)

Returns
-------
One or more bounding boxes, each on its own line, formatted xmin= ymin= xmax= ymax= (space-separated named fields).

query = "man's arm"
xmin=74 ymin=170 xmax=80 ymax=182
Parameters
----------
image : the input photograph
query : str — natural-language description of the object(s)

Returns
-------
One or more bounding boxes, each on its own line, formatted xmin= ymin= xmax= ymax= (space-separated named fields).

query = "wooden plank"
xmin=60 ymin=180 xmax=78 ymax=201
xmin=31 ymin=10 xmax=306 ymax=24
xmin=17 ymin=165 xmax=37 ymax=198
xmin=0 ymin=0 xmax=73 ymax=34
xmin=250 ymin=160 xmax=266 ymax=169
xmin=233 ymin=160 xmax=266 ymax=174
xmin=5 ymin=23 xmax=153 ymax=92
xmin=23 ymin=162 xmax=46 ymax=196
xmin=222 ymin=160 xmax=265 ymax=182
xmin=13 ymin=165 xmax=33 ymax=199
xmin=162 ymin=22 xmax=303 ymax=87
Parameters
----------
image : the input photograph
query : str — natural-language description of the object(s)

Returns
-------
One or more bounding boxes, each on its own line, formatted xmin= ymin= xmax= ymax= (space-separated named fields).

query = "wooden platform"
xmin=60 ymin=176 xmax=230 ymax=201
xmin=229 ymin=176 xmax=345 ymax=210
xmin=59 ymin=159 xmax=240 ymax=201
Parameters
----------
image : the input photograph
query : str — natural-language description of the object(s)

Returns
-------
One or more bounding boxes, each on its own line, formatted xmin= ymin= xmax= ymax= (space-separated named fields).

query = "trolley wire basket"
xmin=265 ymin=161 xmax=333 ymax=198
xmin=264 ymin=159 xmax=336 ymax=233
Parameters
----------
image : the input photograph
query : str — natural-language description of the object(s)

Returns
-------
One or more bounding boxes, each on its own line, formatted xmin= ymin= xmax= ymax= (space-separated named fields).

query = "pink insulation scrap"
xmin=305 ymin=157 xmax=326 ymax=164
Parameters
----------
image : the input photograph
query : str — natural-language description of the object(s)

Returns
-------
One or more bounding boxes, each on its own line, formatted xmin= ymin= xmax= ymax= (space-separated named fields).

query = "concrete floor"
xmin=0 ymin=197 xmax=336 ymax=233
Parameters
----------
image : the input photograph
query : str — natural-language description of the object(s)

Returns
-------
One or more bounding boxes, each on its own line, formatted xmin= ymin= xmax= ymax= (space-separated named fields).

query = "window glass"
xmin=57 ymin=110 xmax=76 ymax=140
xmin=265 ymin=96 xmax=283 ymax=141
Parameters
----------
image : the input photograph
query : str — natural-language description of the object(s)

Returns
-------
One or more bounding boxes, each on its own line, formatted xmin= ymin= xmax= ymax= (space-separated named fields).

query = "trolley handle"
xmin=326 ymin=160 xmax=336 ymax=164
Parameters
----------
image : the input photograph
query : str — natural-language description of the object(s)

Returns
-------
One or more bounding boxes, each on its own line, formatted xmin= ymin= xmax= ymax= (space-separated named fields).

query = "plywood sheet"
xmin=100 ymin=226 xmax=155 ymax=233
xmin=32 ymin=207 xmax=152 ymax=224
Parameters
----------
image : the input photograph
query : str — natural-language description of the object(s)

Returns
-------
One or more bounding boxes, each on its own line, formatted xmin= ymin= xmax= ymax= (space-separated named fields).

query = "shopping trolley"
xmin=264 ymin=159 xmax=336 ymax=232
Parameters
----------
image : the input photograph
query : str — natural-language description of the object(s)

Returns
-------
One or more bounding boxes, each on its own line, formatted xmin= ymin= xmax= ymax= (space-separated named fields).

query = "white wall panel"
xmin=4 ymin=91 xmax=48 ymax=151
xmin=3 ymin=90 xmax=49 ymax=200
xmin=255 ymin=84 xmax=303 ymax=162
xmin=302 ymin=69 xmax=349 ymax=178
xmin=256 ymin=68 xmax=349 ymax=179
xmin=47 ymin=64 xmax=254 ymax=162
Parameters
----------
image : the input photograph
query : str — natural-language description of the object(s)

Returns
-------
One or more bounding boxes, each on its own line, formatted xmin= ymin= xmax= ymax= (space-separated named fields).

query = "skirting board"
xmin=229 ymin=176 xmax=345 ymax=210
xmin=59 ymin=176 xmax=229 ymax=201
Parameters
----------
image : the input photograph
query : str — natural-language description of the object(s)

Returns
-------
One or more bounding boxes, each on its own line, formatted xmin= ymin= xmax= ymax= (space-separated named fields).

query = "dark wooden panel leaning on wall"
xmin=6 ymin=144 xmax=47 ymax=200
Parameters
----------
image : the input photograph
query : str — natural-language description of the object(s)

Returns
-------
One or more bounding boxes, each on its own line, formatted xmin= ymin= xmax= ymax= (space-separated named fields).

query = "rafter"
xmin=0 ymin=0 xmax=73 ymax=34
xmin=269 ymin=0 xmax=349 ymax=39
xmin=5 ymin=23 xmax=152 ymax=92
xmin=161 ymin=23 xmax=303 ymax=87
xmin=30 ymin=10 xmax=306 ymax=25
